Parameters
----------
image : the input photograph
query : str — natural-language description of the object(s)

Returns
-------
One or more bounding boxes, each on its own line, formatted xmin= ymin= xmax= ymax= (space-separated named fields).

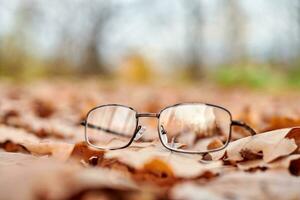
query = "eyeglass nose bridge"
xmin=136 ymin=113 xmax=159 ymax=118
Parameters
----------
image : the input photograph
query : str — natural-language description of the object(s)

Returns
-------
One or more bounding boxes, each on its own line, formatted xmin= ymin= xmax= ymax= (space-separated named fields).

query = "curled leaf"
xmin=210 ymin=127 xmax=300 ymax=163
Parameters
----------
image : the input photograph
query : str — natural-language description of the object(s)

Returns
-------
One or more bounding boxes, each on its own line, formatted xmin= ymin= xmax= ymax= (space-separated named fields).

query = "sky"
xmin=0 ymin=0 xmax=299 ymax=70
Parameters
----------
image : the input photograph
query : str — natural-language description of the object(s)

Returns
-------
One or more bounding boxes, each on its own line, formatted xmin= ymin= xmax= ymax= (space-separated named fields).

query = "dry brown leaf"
xmin=171 ymin=171 xmax=300 ymax=200
xmin=0 ymin=126 xmax=75 ymax=160
xmin=24 ymin=141 xmax=74 ymax=161
xmin=0 ymin=152 xmax=138 ymax=200
xmin=143 ymin=158 xmax=174 ymax=177
xmin=32 ymin=98 xmax=56 ymax=118
xmin=0 ymin=125 xmax=40 ymax=144
xmin=5 ymin=114 xmax=79 ymax=139
xmin=237 ymin=154 xmax=300 ymax=173
xmin=286 ymin=128 xmax=300 ymax=153
xmin=210 ymin=127 xmax=300 ymax=163
xmin=105 ymin=145 xmax=222 ymax=178
xmin=207 ymin=138 xmax=224 ymax=150
xmin=0 ymin=141 xmax=30 ymax=153
xmin=71 ymin=142 xmax=104 ymax=162
xmin=172 ymin=183 xmax=226 ymax=200
xmin=262 ymin=116 xmax=300 ymax=132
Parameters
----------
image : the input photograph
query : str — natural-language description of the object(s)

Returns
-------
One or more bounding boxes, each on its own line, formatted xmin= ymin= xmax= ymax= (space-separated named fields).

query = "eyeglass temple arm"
xmin=231 ymin=120 xmax=257 ymax=136
xmin=80 ymin=121 xmax=131 ymax=138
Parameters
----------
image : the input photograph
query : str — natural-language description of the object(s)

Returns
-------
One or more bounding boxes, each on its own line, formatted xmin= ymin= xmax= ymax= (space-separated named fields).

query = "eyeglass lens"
xmin=159 ymin=104 xmax=231 ymax=153
xmin=86 ymin=105 xmax=137 ymax=149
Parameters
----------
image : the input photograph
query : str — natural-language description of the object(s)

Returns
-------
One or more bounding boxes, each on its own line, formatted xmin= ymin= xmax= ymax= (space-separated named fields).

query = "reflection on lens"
xmin=86 ymin=105 xmax=137 ymax=149
xmin=159 ymin=104 xmax=231 ymax=153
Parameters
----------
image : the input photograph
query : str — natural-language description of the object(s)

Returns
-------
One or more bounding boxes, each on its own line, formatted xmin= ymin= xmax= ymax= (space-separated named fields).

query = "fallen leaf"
xmin=0 ymin=126 xmax=75 ymax=160
xmin=0 ymin=152 xmax=138 ymax=200
xmin=171 ymin=171 xmax=300 ymax=200
xmin=24 ymin=141 xmax=74 ymax=161
xmin=210 ymin=127 xmax=300 ymax=163
xmin=105 ymin=145 xmax=222 ymax=178
xmin=71 ymin=142 xmax=104 ymax=162
xmin=237 ymin=154 xmax=300 ymax=174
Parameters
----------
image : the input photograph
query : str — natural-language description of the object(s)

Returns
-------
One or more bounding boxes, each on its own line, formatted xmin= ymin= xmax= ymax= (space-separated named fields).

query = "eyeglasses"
xmin=81 ymin=103 xmax=256 ymax=154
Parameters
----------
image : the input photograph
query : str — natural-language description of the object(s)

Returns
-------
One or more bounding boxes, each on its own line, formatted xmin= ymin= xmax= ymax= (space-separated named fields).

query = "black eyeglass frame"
xmin=82 ymin=103 xmax=257 ymax=154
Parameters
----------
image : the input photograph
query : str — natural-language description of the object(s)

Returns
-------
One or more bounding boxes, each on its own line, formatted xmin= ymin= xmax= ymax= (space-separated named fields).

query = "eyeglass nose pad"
xmin=134 ymin=125 xmax=146 ymax=141
xmin=160 ymin=125 xmax=168 ymax=144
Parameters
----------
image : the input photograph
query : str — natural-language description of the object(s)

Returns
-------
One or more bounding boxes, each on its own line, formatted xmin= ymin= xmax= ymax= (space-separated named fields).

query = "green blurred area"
xmin=1 ymin=27 xmax=299 ymax=88
xmin=1 ymin=48 xmax=300 ymax=90
xmin=1 ymin=38 xmax=300 ymax=89
xmin=214 ymin=62 xmax=300 ymax=89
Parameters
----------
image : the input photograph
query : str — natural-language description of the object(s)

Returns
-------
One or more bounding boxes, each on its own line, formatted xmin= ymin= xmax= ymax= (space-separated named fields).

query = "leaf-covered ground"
xmin=0 ymin=80 xmax=300 ymax=200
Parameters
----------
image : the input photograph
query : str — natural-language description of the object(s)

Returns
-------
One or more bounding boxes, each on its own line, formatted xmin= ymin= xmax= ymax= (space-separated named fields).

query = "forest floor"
xmin=0 ymin=80 xmax=300 ymax=200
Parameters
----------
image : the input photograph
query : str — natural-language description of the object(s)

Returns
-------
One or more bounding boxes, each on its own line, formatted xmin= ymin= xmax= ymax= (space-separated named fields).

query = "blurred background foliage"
xmin=0 ymin=0 xmax=299 ymax=88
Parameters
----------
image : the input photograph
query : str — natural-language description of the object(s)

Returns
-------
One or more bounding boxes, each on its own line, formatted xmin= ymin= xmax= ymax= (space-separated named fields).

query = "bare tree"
xmin=223 ymin=0 xmax=247 ymax=64
xmin=80 ymin=2 xmax=115 ymax=74
xmin=53 ymin=1 xmax=117 ymax=75
xmin=296 ymin=0 xmax=300 ymax=56
xmin=0 ymin=1 xmax=37 ymax=77
xmin=181 ymin=0 xmax=204 ymax=79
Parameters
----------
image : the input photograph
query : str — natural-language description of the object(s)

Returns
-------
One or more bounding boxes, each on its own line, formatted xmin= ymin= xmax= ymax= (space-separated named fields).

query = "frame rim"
xmin=84 ymin=104 xmax=139 ymax=150
xmin=157 ymin=102 xmax=233 ymax=154
xmin=84 ymin=102 xmax=235 ymax=154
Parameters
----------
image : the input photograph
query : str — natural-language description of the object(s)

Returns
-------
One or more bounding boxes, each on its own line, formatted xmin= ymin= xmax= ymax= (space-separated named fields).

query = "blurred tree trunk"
xmin=297 ymin=1 xmax=300 ymax=57
xmin=50 ymin=2 xmax=118 ymax=76
xmin=182 ymin=0 xmax=204 ymax=80
xmin=0 ymin=1 xmax=35 ymax=78
xmin=77 ymin=2 xmax=116 ymax=75
xmin=224 ymin=0 xmax=247 ymax=64
xmin=81 ymin=18 xmax=106 ymax=74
